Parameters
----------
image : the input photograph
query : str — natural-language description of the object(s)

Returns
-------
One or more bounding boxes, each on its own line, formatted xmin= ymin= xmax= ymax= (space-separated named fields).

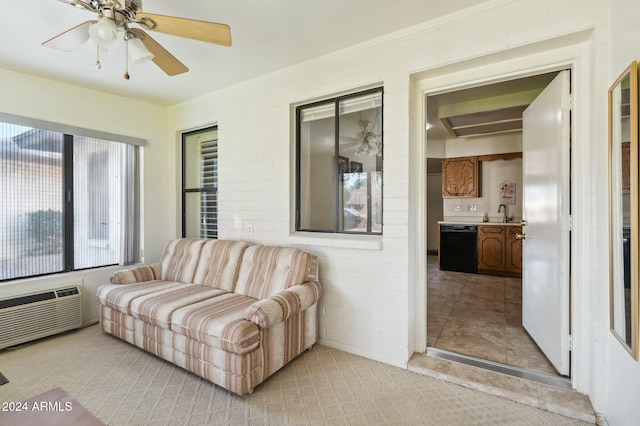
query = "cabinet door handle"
xmin=516 ymin=233 xmax=526 ymax=240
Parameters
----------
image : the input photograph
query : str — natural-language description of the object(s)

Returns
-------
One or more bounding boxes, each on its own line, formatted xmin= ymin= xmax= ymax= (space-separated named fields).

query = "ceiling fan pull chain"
xmin=124 ymin=37 xmax=130 ymax=80
xmin=95 ymin=45 xmax=102 ymax=69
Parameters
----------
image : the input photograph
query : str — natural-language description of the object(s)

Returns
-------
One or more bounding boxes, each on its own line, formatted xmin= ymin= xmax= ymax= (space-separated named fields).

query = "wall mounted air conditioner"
xmin=0 ymin=285 xmax=83 ymax=349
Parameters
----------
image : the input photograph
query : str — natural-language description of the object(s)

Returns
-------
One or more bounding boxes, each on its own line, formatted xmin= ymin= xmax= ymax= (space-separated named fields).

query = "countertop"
xmin=438 ymin=219 xmax=522 ymax=227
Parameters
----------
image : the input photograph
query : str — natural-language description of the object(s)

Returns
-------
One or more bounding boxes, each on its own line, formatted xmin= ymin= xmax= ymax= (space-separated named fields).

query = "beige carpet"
xmin=0 ymin=325 xmax=589 ymax=425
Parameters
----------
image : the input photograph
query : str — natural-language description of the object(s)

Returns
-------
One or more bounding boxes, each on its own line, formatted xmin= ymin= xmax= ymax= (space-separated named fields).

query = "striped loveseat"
xmin=96 ymin=238 xmax=321 ymax=396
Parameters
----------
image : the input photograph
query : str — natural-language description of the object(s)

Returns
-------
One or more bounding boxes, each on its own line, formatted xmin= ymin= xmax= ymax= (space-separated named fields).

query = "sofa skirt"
xmin=99 ymin=304 xmax=318 ymax=395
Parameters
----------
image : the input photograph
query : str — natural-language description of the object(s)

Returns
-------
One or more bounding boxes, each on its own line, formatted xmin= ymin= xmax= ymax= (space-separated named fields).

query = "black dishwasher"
xmin=439 ymin=225 xmax=478 ymax=273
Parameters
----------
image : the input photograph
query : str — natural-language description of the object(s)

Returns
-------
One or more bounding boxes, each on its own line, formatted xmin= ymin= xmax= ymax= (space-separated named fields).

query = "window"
xmin=296 ymin=88 xmax=383 ymax=234
xmin=0 ymin=120 xmax=139 ymax=281
xmin=182 ymin=127 xmax=218 ymax=239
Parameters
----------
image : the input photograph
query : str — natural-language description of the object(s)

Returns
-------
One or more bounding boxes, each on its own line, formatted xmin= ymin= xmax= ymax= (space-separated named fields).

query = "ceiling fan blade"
xmin=42 ymin=20 xmax=96 ymax=52
xmin=130 ymin=29 xmax=189 ymax=76
xmin=339 ymin=136 xmax=359 ymax=145
xmin=134 ymin=12 xmax=232 ymax=46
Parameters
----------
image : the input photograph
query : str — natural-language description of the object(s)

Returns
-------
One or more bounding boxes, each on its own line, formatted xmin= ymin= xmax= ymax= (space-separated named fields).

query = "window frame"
xmin=181 ymin=126 xmax=219 ymax=239
xmin=295 ymin=87 xmax=384 ymax=235
xmin=0 ymin=114 xmax=142 ymax=282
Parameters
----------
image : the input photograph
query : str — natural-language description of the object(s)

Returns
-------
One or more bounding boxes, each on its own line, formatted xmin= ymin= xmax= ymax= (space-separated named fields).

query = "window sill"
xmin=288 ymin=232 xmax=382 ymax=250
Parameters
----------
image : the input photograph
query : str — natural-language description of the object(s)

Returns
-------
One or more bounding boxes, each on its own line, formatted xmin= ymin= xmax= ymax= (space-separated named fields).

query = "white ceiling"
xmin=0 ymin=0 xmax=488 ymax=106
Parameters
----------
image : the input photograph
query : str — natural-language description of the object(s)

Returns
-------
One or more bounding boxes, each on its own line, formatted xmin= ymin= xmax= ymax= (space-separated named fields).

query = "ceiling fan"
xmin=42 ymin=0 xmax=232 ymax=78
xmin=339 ymin=119 xmax=382 ymax=157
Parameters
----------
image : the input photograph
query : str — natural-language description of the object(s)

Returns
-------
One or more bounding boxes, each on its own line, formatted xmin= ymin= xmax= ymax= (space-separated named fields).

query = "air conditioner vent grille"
xmin=0 ymin=285 xmax=82 ymax=349
xmin=0 ymin=291 xmax=56 ymax=310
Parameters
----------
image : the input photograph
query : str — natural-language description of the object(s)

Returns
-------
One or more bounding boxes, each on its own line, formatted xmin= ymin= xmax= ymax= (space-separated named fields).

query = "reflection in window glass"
xmin=297 ymin=88 xmax=383 ymax=234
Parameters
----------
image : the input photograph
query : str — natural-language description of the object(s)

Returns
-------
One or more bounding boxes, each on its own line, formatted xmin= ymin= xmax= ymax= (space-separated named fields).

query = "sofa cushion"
xmin=130 ymin=285 xmax=227 ymax=329
xmin=159 ymin=238 xmax=207 ymax=283
xmin=191 ymin=239 xmax=249 ymax=291
xmin=171 ymin=293 xmax=259 ymax=355
xmin=234 ymin=246 xmax=319 ymax=299
xmin=110 ymin=263 xmax=161 ymax=284
xmin=97 ymin=281 xmax=184 ymax=314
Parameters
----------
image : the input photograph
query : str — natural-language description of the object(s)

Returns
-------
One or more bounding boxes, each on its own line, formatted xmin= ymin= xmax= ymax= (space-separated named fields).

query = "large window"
xmin=296 ymin=88 xmax=383 ymax=234
xmin=0 ymin=121 xmax=139 ymax=281
xmin=182 ymin=127 xmax=218 ymax=239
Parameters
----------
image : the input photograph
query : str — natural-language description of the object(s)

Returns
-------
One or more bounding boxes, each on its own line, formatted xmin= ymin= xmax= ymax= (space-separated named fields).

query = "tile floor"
xmin=427 ymin=255 xmax=559 ymax=375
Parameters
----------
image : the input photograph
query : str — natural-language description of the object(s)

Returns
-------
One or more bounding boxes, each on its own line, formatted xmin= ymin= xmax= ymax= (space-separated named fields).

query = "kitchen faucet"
xmin=498 ymin=204 xmax=511 ymax=223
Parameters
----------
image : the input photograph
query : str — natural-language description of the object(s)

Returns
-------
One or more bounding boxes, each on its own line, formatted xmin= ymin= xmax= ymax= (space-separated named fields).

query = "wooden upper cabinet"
xmin=441 ymin=156 xmax=480 ymax=198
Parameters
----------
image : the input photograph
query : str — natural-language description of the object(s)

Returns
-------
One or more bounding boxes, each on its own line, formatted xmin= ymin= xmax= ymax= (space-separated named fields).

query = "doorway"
xmin=424 ymin=70 xmax=571 ymax=378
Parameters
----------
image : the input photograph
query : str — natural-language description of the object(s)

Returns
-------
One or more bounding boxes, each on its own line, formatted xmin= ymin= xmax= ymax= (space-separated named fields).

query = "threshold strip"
xmin=426 ymin=347 xmax=573 ymax=390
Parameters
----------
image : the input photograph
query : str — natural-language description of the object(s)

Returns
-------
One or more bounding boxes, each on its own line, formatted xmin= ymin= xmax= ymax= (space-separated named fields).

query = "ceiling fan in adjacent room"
xmin=42 ymin=0 xmax=232 ymax=78
xmin=339 ymin=119 xmax=382 ymax=157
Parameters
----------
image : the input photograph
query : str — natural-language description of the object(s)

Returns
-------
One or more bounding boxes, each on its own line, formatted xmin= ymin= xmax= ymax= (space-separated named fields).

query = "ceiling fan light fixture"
xmin=89 ymin=16 xmax=120 ymax=49
xmin=82 ymin=37 xmax=109 ymax=56
xmin=128 ymin=37 xmax=154 ymax=63
xmin=355 ymin=139 xmax=378 ymax=157
xmin=353 ymin=128 xmax=379 ymax=157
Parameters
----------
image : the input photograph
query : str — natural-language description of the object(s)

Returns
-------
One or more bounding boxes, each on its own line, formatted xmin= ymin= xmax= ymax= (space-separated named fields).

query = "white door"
xmin=521 ymin=70 xmax=571 ymax=376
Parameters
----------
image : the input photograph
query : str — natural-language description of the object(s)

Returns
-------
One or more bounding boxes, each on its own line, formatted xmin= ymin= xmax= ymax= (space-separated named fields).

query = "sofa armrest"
xmin=109 ymin=263 xmax=161 ymax=284
xmin=245 ymin=281 xmax=322 ymax=328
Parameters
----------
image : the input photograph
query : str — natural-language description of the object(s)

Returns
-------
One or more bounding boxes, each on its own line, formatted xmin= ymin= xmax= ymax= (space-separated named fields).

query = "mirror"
xmin=609 ymin=60 xmax=639 ymax=359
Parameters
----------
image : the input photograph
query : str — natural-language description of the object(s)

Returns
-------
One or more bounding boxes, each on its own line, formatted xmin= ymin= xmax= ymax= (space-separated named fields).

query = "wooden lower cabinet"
xmin=477 ymin=225 xmax=522 ymax=277
xmin=505 ymin=226 xmax=523 ymax=275
xmin=478 ymin=225 xmax=505 ymax=272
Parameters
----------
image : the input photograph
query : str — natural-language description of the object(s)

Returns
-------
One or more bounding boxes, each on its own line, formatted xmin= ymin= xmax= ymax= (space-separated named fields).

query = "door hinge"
xmin=562 ymin=215 xmax=572 ymax=231
xmin=565 ymin=334 xmax=573 ymax=351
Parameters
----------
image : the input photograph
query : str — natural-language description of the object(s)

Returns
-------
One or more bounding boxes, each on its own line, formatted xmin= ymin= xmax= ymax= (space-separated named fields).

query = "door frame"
xmin=409 ymin=34 xmax=593 ymax=392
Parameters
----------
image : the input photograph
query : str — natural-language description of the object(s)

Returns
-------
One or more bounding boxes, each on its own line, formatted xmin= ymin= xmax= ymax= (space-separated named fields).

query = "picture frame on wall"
xmin=350 ymin=161 xmax=363 ymax=173
xmin=338 ymin=156 xmax=349 ymax=174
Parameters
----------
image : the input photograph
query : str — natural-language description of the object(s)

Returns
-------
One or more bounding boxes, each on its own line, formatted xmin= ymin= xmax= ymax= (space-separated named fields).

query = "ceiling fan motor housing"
xmin=116 ymin=0 xmax=142 ymax=21
xmin=80 ymin=0 xmax=142 ymax=22
xmin=97 ymin=0 xmax=138 ymax=25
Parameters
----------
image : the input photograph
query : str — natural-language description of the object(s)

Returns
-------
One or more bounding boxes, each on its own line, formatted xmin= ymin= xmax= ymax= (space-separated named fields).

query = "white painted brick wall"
xmin=169 ymin=0 xmax=598 ymax=367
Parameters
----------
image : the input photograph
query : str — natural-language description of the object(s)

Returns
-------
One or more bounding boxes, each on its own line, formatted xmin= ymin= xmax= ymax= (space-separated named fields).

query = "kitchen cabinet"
xmin=441 ymin=156 xmax=480 ymax=198
xmin=477 ymin=225 xmax=522 ymax=277
xmin=505 ymin=226 xmax=523 ymax=274
xmin=477 ymin=225 xmax=505 ymax=272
